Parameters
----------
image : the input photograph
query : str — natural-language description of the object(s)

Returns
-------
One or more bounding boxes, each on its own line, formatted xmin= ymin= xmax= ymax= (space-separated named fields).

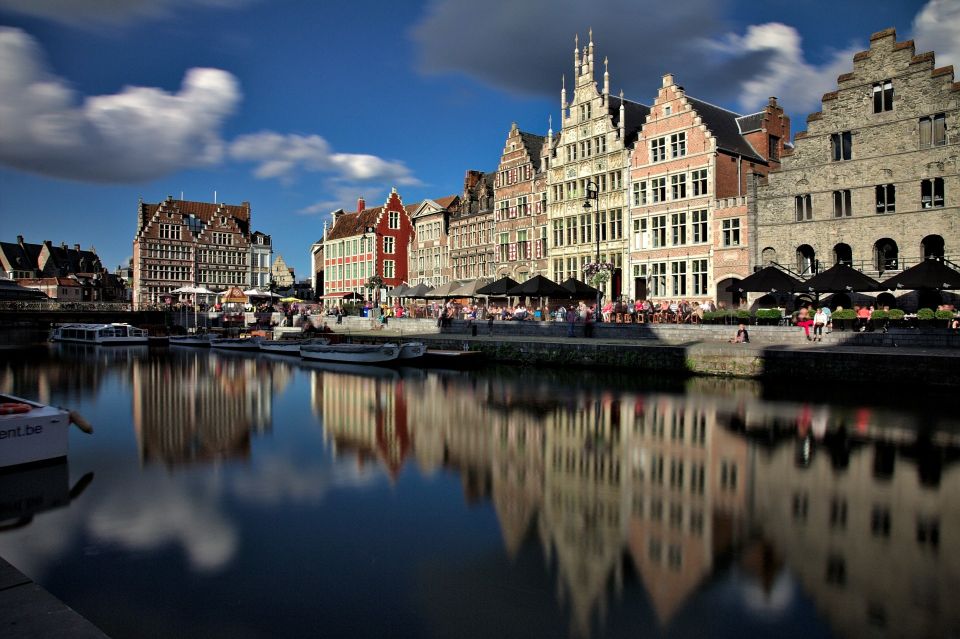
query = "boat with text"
xmin=50 ymin=323 xmax=149 ymax=345
xmin=0 ymin=394 xmax=93 ymax=468
xmin=299 ymin=342 xmax=399 ymax=364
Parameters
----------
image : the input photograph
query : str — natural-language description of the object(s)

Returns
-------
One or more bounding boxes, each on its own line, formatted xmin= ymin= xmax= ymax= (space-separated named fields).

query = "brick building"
xmin=132 ymin=196 xmax=260 ymax=308
xmin=546 ymin=31 xmax=649 ymax=299
xmin=0 ymin=235 xmax=123 ymax=301
xmin=449 ymin=170 xmax=496 ymax=281
xmin=755 ymin=28 xmax=959 ymax=309
xmin=409 ymin=194 xmax=460 ymax=286
xmin=321 ymin=189 xmax=414 ymax=303
xmin=493 ymin=123 xmax=549 ymax=280
xmin=628 ymin=74 xmax=788 ymax=304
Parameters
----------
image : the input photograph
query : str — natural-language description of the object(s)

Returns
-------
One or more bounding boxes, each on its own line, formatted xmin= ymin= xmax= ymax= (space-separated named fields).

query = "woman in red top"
xmin=796 ymin=306 xmax=814 ymax=340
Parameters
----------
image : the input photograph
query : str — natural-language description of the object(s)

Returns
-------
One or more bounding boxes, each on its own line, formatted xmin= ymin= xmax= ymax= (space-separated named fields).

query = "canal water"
xmin=1 ymin=344 xmax=958 ymax=639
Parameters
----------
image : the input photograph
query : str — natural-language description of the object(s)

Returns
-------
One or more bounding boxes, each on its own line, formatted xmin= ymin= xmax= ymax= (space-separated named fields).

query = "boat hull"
xmin=259 ymin=338 xmax=330 ymax=354
xmin=169 ymin=336 xmax=211 ymax=347
xmin=0 ymin=395 xmax=70 ymax=468
xmin=210 ymin=337 xmax=262 ymax=351
xmin=300 ymin=343 xmax=399 ymax=364
xmin=50 ymin=323 xmax=149 ymax=345
xmin=397 ymin=342 xmax=427 ymax=360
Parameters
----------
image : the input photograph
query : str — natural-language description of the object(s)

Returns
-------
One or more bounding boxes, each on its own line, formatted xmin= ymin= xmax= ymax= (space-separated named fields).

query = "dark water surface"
xmin=1 ymin=344 xmax=958 ymax=639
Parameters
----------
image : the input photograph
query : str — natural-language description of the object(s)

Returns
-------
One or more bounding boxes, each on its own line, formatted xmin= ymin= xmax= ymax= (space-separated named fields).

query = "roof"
xmin=138 ymin=198 xmax=251 ymax=238
xmin=518 ymin=131 xmax=546 ymax=170
xmin=0 ymin=239 xmax=101 ymax=276
xmin=435 ymin=195 xmax=459 ymax=209
xmin=0 ymin=241 xmax=40 ymax=272
xmin=735 ymin=111 xmax=765 ymax=134
xmin=326 ymin=207 xmax=384 ymax=241
xmin=607 ymin=95 xmax=651 ymax=148
xmin=686 ymin=97 xmax=765 ymax=161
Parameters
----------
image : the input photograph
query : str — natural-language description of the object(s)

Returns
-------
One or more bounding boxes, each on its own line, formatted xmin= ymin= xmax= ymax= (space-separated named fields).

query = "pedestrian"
xmin=567 ymin=303 xmax=577 ymax=337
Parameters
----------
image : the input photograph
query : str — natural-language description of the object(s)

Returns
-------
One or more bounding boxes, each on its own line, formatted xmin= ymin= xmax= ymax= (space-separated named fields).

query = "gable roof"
xmin=686 ymin=97 xmax=764 ymax=161
xmin=0 ymin=241 xmax=40 ymax=273
xmin=326 ymin=207 xmax=384 ymax=241
xmin=518 ymin=131 xmax=546 ymax=170
xmin=138 ymin=198 xmax=252 ymax=238
xmin=608 ymin=95 xmax=652 ymax=147
xmin=434 ymin=194 xmax=460 ymax=209
xmin=735 ymin=111 xmax=765 ymax=134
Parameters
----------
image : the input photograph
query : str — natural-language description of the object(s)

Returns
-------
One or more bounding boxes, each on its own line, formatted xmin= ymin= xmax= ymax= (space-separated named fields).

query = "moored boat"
xmin=169 ymin=334 xmax=212 ymax=347
xmin=420 ymin=349 xmax=484 ymax=369
xmin=259 ymin=337 xmax=330 ymax=354
xmin=210 ymin=336 xmax=263 ymax=351
xmin=300 ymin=342 xmax=399 ymax=364
xmin=0 ymin=394 xmax=92 ymax=468
xmin=50 ymin=323 xmax=149 ymax=345
xmin=397 ymin=342 xmax=427 ymax=360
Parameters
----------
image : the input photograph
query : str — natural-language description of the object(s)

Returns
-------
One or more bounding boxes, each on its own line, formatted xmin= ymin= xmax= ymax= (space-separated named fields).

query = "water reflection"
xmin=1 ymin=348 xmax=958 ymax=639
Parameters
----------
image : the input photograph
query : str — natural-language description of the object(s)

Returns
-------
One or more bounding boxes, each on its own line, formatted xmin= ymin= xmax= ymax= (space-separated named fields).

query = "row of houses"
xmin=0 ymin=235 xmax=126 ymax=302
xmin=313 ymin=28 xmax=958 ymax=308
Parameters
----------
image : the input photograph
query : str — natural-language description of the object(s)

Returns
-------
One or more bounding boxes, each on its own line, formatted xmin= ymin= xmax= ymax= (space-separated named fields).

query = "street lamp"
xmin=582 ymin=180 xmax=602 ymax=321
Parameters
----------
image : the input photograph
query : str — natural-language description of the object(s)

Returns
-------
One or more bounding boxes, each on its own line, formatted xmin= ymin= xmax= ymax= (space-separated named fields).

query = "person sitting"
xmin=602 ymin=301 xmax=614 ymax=322
xmin=796 ymin=305 xmax=814 ymax=340
xmin=855 ymin=304 xmax=870 ymax=332
xmin=730 ymin=323 xmax=749 ymax=343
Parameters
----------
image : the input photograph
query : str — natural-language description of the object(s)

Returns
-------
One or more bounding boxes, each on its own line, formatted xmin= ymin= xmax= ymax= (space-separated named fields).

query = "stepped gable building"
xmin=449 ymin=170 xmax=496 ymax=281
xmin=132 ymin=196 xmax=256 ymax=308
xmin=271 ymin=255 xmax=295 ymax=289
xmin=755 ymin=28 xmax=959 ymax=308
xmin=409 ymin=194 xmax=461 ymax=286
xmin=321 ymin=189 xmax=414 ymax=302
xmin=493 ymin=122 xmax=548 ymax=280
xmin=547 ymin=31 xmax=650 ymax=299
xmin=1 ymin=235 xmax=124 ymax=301
xmin=628 ymin=74 xmax=788 ymax=304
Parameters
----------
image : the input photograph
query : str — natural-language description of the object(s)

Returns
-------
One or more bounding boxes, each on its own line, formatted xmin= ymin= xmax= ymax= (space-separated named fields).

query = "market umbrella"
xmin=795 ymin=263 xmax=880 ymax=293
xmin=220 ymin=286 xmax=248 ymax=303
xmin=341 ymin=292 xmax=364 ymax=300
xmin=476 ymin=276 xmax=519 ymax=296
xmin=448 ymin=278 xmax=492 ymax=298
xmin=386 ymin=283 xmax=410 ymax=297
xmin=171 ymin=285 xmax=198 ymax=294
xmin=726 ymin=265 xmax=802 ymax=293
xmin=561 ymin=277 xmax=600 ymax=299
xmin=404 ymin=282 xmax=435 ymax=298
xmin=244 ymin=288 xmax=280 ymax=298
xmin=424 ymin=280 xmax=465 ymax=299
xmin=280 ymin=296 xmax=303 ymax=303
xmin=505 ymin=274 xmax=569 ymax=298
xmin=881 ymin=258 xmax=960 ymax=291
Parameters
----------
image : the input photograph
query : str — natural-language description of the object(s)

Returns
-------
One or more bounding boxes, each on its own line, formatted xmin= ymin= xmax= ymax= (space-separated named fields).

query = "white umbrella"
xmin=171 ymin=285 xmax=198 ymax=294
xmin=194 ymin=286 xmax=216 ymax=295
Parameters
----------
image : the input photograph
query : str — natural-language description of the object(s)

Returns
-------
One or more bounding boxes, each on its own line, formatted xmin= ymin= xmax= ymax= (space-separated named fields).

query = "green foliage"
xmin=870 ymin=310 xmax=889 ymax=320
xmin=916 ymin=308 xmax=935 ymax=321
xmin=832 ymin=309 xmax=856 ymax=320
xmin=935 ymin=309 xmax=955 ymax=320
xmin=888 ymin=309 xmax=905 ymax=320
xmin=755 ymin=309 xmax=783 ymax=320
xmin=735 ymin=310 xmax=752 ymax=320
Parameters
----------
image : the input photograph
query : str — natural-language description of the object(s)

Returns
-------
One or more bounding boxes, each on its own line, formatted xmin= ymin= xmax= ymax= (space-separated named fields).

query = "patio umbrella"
xmin=404 ymin=282 xmax=435 ymax=298
xmin=448 ymin=278 xmax=492 ymax=298
xmin=171 ymin=285 xmax=198 ymax=294
xmin=220 ymin=286 xmax=248 ymax=303
xmin=795 ymin=263 xmax=880 ymax=293
xmin=561 ymin=277 xmax=600 ymax=299
xmin=280 ymin=296 xmax=303 ymax=303
xmin=881 ymin=258 xmax=960 ymax=291
xmin=341 ymin=292 xmax=364 ymax=301
xmin=505 ymin=274 xmax=569 ymax=298
xmin=386 ymin=283 xmax=410 ymax=297
xmin=476 ymin=276 xmax=519 ymax=296
xmin=424 ymin=280 xmax=465 ymax=299
xmin=726 ymin=265 xmax=802 ymax=293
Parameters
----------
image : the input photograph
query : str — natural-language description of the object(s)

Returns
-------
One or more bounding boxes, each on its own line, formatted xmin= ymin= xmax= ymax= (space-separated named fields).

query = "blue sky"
xmin=0 ymin=0 xmax=955 ymax=277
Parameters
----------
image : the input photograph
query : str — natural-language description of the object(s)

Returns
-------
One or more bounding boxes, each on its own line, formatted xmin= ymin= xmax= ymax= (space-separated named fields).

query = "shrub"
xmin=870 ymin=310 xmax=889 ymax=321
xmin=832 ymin=309 xmax=856 ymax=320
xmin=735 ymin=310 xmax=752 ymax=320
xmin=916 ymin=308 xmax=935 ymax=321
xmin=935 ymin=309 xmax=955 ymax=321
xmin=888 ymin=309 xmax=905 ymax=320
xmin=755 ymin=309 xmax=783 ymax=320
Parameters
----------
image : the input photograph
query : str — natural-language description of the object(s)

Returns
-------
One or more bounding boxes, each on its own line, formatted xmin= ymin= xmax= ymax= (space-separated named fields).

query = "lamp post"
xmin=364 ymin=226 xmax=380 ymax=305
xmin=582 ymin=180 xmax=601 ymax=321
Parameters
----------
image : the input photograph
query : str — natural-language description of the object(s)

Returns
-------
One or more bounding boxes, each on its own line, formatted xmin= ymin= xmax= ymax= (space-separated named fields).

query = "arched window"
xmin=761 ymin=247 xmax=777 ymax=265
xmin=874 ymin=238 xmax=899 ymax=271
xmin=833 ymin=243 xmax=853 ymax=266
xmin=921 ymin=235 xmax=945 ymax=260
xmin=797 ymin=245 xmax=816 ymax=275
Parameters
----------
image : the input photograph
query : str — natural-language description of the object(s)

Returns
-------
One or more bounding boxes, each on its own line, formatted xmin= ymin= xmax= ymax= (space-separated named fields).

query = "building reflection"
xmin=311 ymin=368 xmax=960 ymax=638
xmin=130 ymin=351 xmax=273 ymax=467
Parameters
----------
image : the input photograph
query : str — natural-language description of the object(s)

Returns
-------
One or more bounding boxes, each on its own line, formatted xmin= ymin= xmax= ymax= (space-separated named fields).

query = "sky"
xmin=0 ymin=0 xmax=956 ymax=278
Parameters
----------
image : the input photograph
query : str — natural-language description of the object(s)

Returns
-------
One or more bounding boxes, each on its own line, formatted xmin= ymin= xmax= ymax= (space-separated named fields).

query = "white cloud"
xmin=913 ymin=0 xmax=960 ymax=69
xmin=0 ymin=27 xmax=240 ymax=182
xmin=0 ymin=0 xmax=254 ymax=27
xmin=706 ymin=22 xmax=860 ymax=114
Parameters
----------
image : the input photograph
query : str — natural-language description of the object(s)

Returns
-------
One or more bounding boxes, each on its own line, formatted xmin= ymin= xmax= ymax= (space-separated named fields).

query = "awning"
xmin=447 ymin=278 xmax=492 ymax=298
xmin=505 ymin=274 xmax=569 ymax=298
xmin=476 ymin=276 xmax=519 ymax=296
xmin=795 ymin=263 xmax=880 ymax=293
xmin=424 ymin=280 xmax=466 ymax=299
xmin=881 ymin=258 xmax=960 ymax=291
xmin=726 ymin=265 xmax=802 ymax=293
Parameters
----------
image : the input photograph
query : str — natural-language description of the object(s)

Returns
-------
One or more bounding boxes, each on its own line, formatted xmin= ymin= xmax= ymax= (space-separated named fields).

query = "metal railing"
xmin=0 ymin=301 xmax=133 ymax=311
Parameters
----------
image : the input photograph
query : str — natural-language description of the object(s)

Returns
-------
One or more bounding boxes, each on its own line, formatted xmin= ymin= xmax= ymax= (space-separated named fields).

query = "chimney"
xmin=464 ymin=170 xmax=481 ymax=190
xmin=17 ymin=235 xmax=24 ymax=246
xmin=357 ymin=197 xmax=365 ymax=213
xmin=61 ymin=241 xmax=67 ymax=249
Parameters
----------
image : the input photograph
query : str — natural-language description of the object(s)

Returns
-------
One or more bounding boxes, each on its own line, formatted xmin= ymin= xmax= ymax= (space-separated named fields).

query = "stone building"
xmin=250 ymin=232 xmax=272 ymax=290
xmin=628 ymin=74 xmax=788 ymax=304
xmin=493 ymin=123 xmax=548 ymax=280
xmin=449 ymin=170 xmax=496 ymax=281
xmin=271 ymin=255 xmax=294 ymax=289
xmin=408 ymin=194 xmax=460 ymax=286
xmin=0 ymin=235 xmax=123 ymax=301
xmin=132 ymin=197 xmax=260 ymax=308
xmin=755 ymin=28 xmax=959 ymax=309
xmin=546 ymin=31 xmax=649 ymax=299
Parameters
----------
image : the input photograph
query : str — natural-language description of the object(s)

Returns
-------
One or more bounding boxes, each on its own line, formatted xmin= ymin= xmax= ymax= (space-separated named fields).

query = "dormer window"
xmin=664 ymin=105 xmax=672 ymax=116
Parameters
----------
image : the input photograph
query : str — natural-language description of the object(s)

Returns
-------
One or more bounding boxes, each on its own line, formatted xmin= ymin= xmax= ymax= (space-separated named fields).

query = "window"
xmin=916 ymin=516 xmax=940 ymax=550
xmin=919 ymin=113 xmax=947 ymax=148
xmin=383 ymin=236 xmax=395 ymax=254
xmin=831 ymin=131 xmax=852 ymax=161
xmin=383 ymin=260 xmax=395 ymax=278
xmin=579 ymin=214 xmax=592 ymax=245
xmin=671 ymin=261 xmax=687 ymax=296
xmin=634 ymin=181 xmax=648 ymax=206
xmin=609 ymin=171 xmax=622 ymax=190
xmin=720 ymin=460 xmax=737 ymax=490
xmin=671 ymin=212 xmax=687 ymax=245
xmin=652 ymin=177 xmax=666 ymax=203
xmin=498 ymin=232 xmax=509 ymax=262
xmin=664 ymin=105 xmax=671 ymax=116
xmin=671 ymin=132 xmax=686 ymax=158
xmin=921 ymin=178 xmax=945 ymax=208
xmin=692 ymin=259 xmax=708 ymax=295
xmin=768 ymin=135 xmax=780 ymax=161
xmin=388 ymin=210 xmax=400 ymax=229
xmin=650 ymin=262 xmax=667 ymax=296
xmin=609 ymin=209 xmax=623 ymax=240
xmin=691 ymin=169 xmax=708 ymax=196
xmin=552 ymin=220 xmax=564 ymax=247
xmin=833 ymin=190 xmax=852 ymax=217
xmin=875 ymin=184 xmax=896 ymax=213
xmin=517 ymin=196 xmax=528 ymax=216
xmin=517 ymin=230 xmax=528 ymax=259
xmin=671 ymin=174 xmax=687 ymax=200
xmin=651 ymin=137 xmax=667 ymax=162
xmin=651 ymin=216 xmax=667 ymax=248
xmin=159 ymin=224 xmax=181 ymax=240
xmin=721 ymin=219 xmax=740 ymax=247
xmin=792 ymin=492 xmax=808 ymax=521
xmin=873 ymin=80 xmax=893 ymax=113
xmin=795 ymin=194 xmax=813 ymax=221
xmin=692 ymin=210 xmax=708 ymax=243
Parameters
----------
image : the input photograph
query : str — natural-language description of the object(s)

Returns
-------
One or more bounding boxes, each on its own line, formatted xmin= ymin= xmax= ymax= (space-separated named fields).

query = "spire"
xmin=548 ymin=114 xmax=553 ymax=144
xmin=588 ymin=27 xmax=594 ymax=75
xmin=573 ymin=34 xmax=579 ymax=74
xmin=561 ymin=74 xmax=567 ymax=116
xmin=619 ymin=89 xmax=625 ymax=140
xmin=603 ymin=56 xmax=609 ymax=102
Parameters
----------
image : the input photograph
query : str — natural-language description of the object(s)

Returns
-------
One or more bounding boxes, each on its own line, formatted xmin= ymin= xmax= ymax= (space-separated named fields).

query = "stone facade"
xmin=755 ymin=28 xmax=960 ymax=308
xmin=546 ymin=31 xmax=649 ymax=299
xmin=493 ymin=123 xmax=548 ymax=280
xmin=628 ymin=74 xmax=788 ymax=304
xmin=409 ymin=195 xmax=460 ymax=286
xmin=449 ymin=170 xmax=496 ymax=281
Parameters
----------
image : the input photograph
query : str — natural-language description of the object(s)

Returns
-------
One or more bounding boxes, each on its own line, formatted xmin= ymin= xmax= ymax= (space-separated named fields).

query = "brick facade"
xmin=449 ymin=170 xmax=496 ymax=281
xmin=409 ymin=195 xmax=460 ymax=286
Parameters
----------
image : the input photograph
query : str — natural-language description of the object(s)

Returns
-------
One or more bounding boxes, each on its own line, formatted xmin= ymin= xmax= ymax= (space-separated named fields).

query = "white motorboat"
xmin=258 ymin=337 xmax=330 ymax=354
xmin=210 ymin=336 xmax=263 ymax=351
xmin=50 ymin=323 xmax=148 ymax=345
xmin=300 ymin=342 xmax=400 ymax=364
xmin=397 ymin=342 xmax=427 ymax=360
xmin=0 ymin=394 xmax=92 ymax=468
xmin=169 ymin=334 xmax=212 ymax=347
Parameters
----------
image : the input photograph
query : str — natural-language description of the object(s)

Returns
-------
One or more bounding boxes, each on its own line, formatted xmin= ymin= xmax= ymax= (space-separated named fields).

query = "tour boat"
xmin=258 ymin=337 xmax=330 ymax=354
xmin=210 ymin=336 xmax=263 ymax=351
xmin=169 ymin=334 xmax=212 ymax=347
xmin=397 ymin=342 xmax=427 ymax=360
xmin=50 ymin=323 xmax=149 ymax=345
xmin=300 ymin=342 xmax=400 ymax=364
xmin=0 ymin=394 xmax=92 ymax=468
